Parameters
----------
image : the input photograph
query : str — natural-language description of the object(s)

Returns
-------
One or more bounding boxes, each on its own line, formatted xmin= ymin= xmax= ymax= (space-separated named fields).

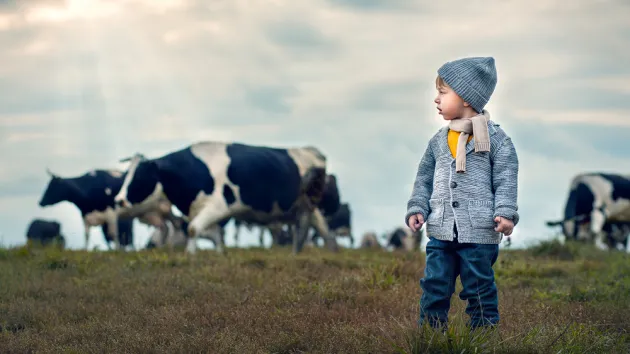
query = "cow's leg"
xmin=105 ymin=209 xmax=121 ymax=251
xmin=594 ymin=231 xmax=610 ymax=251
xmin=267 ymin=223 xmax=282 ymax=248
xmin=310 ymin=208 xmax=339 ymax=252
xmin=83 ymin=221 xmax=91 ymax=250
xmin=233 ymin=223 xmax=241 ymax=246
xmin=335 ymin=226 xmax=353 ymax=247
xmin=187 ymin=203 xmax=234 ymax=255
xmin=216 ymin=226 xmax=226 ymax=249
xmin=287 ymin=224 xmax=296 ymax=245
xmin=293 ymin=212 xmax=311 ymax=254
xmin=268 ymin=225 xmax=281 ymax=247
xmin=310 ymin=230 xmax=320 ymax=247
xmin=166 ymin=223 xmax=177 ymax=251
xmin=158 ymin=222 xmax=169 ymax=249
xmin=590 ymin=208 xmax=607 ymax=238
xmin=194 ymin=228 xmax=215 ymax=248
xmin=259 ymin=227 xmax=265 ymax=247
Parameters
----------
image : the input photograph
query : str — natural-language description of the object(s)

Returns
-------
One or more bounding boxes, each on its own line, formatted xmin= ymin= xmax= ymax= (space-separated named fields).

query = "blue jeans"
xmin=418 ymin=226 xmax=500 ymax=329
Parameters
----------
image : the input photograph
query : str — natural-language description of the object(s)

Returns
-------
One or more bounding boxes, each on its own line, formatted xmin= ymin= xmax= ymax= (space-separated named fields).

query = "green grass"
xmin=0 ymin=240 xmax=628 ymax=353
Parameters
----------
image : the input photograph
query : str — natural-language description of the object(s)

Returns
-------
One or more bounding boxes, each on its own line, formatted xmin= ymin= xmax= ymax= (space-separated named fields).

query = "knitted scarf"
xmin=448 ymin=110 xmax=491 ymax=173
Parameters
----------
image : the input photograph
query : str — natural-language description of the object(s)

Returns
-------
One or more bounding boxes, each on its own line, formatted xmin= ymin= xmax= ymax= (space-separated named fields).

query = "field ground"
xmin=0 ymin=240 xmax=629 ymax=353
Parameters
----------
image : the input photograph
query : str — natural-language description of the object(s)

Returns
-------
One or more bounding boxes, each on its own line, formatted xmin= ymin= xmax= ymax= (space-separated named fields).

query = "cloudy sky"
xmin=1 ymin=0 xmax=629 ymax=250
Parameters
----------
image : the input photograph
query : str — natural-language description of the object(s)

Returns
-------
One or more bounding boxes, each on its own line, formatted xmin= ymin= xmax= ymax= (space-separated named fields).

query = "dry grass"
xmin=0 ymin=239 xmax=628 ymax=353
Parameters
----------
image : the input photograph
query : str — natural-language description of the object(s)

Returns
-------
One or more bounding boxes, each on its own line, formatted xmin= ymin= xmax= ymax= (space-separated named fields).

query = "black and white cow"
xmin=146 ymin=216 xmax=187 ymax=250
xmin=114 ymin=141 xmax=340 ymax=255
xmin=38 ymin=168 xmax=178 ymax=250
xmin=318 ymin=174 xmax=341 ymax=217
xmin=382 ymin=227 xmax=422 ymax=252
xmin=102 ymin=217 xmax=134 ymax=249
xmin=546 ymin=172 xmax=630 ymax=251
xmin=236 ymin=174 xmax=342 ymax=248
xmin=312 ymin=202 xmax=353 ymax=246
xmin=25 ymin=218 xmax=66 ymax=248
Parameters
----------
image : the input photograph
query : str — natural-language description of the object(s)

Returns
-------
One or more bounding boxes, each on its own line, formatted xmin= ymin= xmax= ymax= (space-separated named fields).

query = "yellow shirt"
xmin=447 ymin=129 xmax=473 ymax=158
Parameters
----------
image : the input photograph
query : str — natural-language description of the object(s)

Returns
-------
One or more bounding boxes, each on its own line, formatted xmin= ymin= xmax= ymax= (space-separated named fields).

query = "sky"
xmin=0 ymin=0 xmax=629 ymax=251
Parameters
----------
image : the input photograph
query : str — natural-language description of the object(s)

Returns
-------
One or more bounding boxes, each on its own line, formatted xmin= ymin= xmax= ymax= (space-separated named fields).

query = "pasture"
xmin=0 ymin=240 xmax=628 ymax=353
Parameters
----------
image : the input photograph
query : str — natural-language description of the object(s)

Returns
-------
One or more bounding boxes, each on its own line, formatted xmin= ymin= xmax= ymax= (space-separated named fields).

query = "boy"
xmin=405 ymin=56 xmax=519 ymax=331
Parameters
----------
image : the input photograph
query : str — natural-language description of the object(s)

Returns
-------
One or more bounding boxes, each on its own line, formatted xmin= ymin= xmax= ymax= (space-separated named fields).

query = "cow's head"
xmin=386 ymin=228 xmax=407 ymax=248
xmin=115 ymin=153 xmax=159 ymax=208
xmin=303 ymin=145 xmax=327 ymax=163
xmin=302 ymin=166 xmax=327 ymax=206
xmin=39 ymin=168 xmax=71 ymax=207
xmin=557 ymin=178 xmax=596 ymax=242
xmin=318 ymin=174 xmax=341 ymax=216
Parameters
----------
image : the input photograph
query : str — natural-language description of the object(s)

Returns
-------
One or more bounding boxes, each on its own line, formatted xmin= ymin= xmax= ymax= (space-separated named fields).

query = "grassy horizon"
xmin=0 ymin=239 xmax=628 ymax=353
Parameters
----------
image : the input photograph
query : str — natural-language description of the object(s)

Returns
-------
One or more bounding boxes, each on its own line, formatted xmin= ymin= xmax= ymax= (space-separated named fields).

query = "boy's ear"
xmin=463 ymin=101 xmax=471 ymax=107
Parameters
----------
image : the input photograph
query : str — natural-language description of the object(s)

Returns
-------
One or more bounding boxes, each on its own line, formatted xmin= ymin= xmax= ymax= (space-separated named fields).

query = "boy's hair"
xmin=435 ymin=75 xmax=447 ymax=90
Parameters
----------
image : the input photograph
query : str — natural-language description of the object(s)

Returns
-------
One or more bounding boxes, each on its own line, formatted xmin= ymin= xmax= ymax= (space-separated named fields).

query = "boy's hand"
xmin=494 ymin=216 xmax=514 ymax=236
xmin=408 ymin=214 xmax=424 ymax=232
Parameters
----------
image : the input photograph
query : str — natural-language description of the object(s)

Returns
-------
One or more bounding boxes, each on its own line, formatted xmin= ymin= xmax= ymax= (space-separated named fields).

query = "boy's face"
xmin=434 ymin=82 xmax=467 ymax=120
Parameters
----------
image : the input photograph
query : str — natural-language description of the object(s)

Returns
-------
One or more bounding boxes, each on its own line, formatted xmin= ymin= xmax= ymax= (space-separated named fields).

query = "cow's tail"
xmin=546 ymin=220 xmax=563 ymax=227
xmin=546 ymin=213 xmax=589 ymax=228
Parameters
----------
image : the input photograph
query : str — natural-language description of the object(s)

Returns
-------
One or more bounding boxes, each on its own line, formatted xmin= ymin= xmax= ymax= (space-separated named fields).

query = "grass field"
xmin=0 ymin=239 xmax=629 ymax=353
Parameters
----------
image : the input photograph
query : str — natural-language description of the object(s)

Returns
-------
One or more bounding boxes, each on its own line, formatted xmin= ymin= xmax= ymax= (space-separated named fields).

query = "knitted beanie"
xmin=437 ymin=56 xmax=497 ymax=113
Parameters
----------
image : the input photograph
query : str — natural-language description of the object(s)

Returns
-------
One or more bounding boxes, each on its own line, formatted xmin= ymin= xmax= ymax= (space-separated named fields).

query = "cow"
xmin=275 ymin=225 xmax=295 ymax=246
xmin=145 ymin=215 xmax=225 ymax=250
xmin=602 ymin=222 xmax=630 ymax=251
xmin=383 ymin=227 xmax=422 ymax=252
xmin=318 ymin=174 xmax=341 ymax=217
xmin=359 ymin=231 xmax=381 ymax=249
xmin=25 ymin=218 xmax=66 ymax=248
xmin=38 ymin=167 xmax=179 ymax=250
xmin=102 ymin=217 xmax=134 ymax=249
xmin=546 ymin=172 xmax=630 ymax=251
xmin=238 ymin=174 xmax=343 ymax=248
xmin=114 ymin=141 xmax=340 ymax=255
xmin=312 ymin=202 xmax=353 ymax=247
xmin=234 ymin=174 xmax=340 ymax=246
xmin=146 ymin=217 xmax=187 ymax=250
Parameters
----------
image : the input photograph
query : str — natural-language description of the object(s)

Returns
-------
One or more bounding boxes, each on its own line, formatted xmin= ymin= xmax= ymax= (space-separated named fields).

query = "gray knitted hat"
xmin=437 ymin=56 xmax=497 ymax=113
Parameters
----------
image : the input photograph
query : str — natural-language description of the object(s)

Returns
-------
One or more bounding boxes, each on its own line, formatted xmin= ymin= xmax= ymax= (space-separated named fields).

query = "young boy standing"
xmin=405 ymin=56 xmax=519 ymax=330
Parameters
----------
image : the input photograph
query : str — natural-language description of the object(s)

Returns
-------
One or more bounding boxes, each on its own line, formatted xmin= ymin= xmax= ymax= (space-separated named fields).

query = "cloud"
xmin=324 ymin=0 xmax=417 ymax=12
xmin=0 ymin=0 xmax=629 ymax=250
xmin=502 ymin=118 xmax=630 ymax=160
xmin=265 ymin=20 xmax=339 ymax=53
xmin=242 ymin=84 xmax=300 ymax=114
xmin=0 ymin=176 xmax=48 ymax=199
xmin=348 ymin=79 xmax=424 ymax=112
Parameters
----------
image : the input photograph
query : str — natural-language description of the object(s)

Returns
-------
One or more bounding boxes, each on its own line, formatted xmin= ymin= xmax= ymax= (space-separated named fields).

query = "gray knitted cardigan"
xmin=405 ymin=119 xmax=519 ymax=244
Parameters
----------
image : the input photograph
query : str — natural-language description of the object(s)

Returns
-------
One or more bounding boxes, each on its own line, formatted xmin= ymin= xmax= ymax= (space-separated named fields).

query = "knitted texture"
xmin=438 ymin=57 xmax=497 ymax=113
xmin=405 ymin=120 xmax=519 ymax=244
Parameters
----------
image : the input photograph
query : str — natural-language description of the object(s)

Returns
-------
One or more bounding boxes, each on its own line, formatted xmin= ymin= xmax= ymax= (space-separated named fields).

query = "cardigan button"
xmin=450 ymin=181 xmax=457 ymax=188
xmin=452 ymin=201 xmax=459 ymax=208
